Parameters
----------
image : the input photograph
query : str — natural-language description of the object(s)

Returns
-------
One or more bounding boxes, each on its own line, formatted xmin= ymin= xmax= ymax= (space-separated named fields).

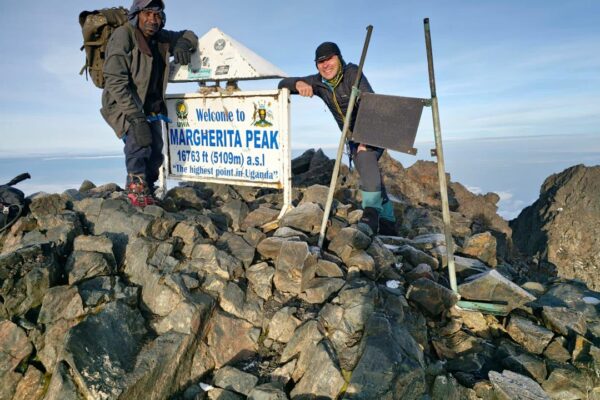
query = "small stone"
xmin=488 ymin=370 xmax=550 ymax=400
xmin=506 ymin=316 xmax=554 ymax=355
xmin=213 ymin=366 xmax=258 ymax=396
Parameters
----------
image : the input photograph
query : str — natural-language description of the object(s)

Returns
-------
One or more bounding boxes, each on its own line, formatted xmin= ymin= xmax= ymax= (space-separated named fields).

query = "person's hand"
xmin=357 ymin=143 xmax=368 ymax=152
xmin=173 ymin=38 xmax=192 ymax=65
xmin=296 ymin=81 xmax=313 ymax=97
xmin=126 ymin=112 xmax=152 ymax=147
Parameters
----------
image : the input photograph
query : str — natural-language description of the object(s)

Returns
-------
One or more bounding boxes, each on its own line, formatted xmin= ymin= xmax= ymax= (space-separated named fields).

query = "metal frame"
xmin=424 ymin=18 xmax=509 ymax=316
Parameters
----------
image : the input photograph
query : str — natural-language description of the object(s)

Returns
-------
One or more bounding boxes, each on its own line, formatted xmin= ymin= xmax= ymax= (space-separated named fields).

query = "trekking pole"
xmin=318 ymin=25 xmax=373 ymax=249
xmin=423 ymin=18 xmax=458 ymax=292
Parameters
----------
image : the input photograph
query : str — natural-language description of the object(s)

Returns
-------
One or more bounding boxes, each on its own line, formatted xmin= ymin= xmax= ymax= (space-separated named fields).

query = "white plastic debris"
xmin=386 ymin=280 xmax=401 ymax=289
xmin=394 ymin=262 xmax=403 ymax=269
xmin=199 ymin=383 xmax=215 ymax=391
xmin=583 ymin=297 xmax=600 ymax=305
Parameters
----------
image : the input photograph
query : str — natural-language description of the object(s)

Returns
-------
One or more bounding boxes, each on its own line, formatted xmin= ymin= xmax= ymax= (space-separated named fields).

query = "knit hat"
xmin=315 ymin=42 xmax=341 ymax=62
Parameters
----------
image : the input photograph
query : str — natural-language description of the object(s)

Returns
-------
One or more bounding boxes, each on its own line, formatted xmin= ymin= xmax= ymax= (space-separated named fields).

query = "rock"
xmin=273 ymin=241 xmax=316 ymax=295
xmin=213 ymin=366 xmax=258 ymax=396
xmin=279 ymin=202 xmax=324 ymax=235
xmin=205 ymin=388 xmax=244 ymax=399
xmin=501 ymin=351 xmax=548 ymax=384
xmin=299 ymin=184 xmax=331 ymax=209
xmin=0 ymin=320 xmax=33 ymax=399
xmin=77 ymin=276 xmax=138 ymax=308
xmin=405 ymin=263 xmax=434 ymax=283
xmin=542 ymin=367 xmax=597 ymax=399
xmin=407 ymin=278 xmax=459 ymax=316
xmin=29 ymin=193 xmax=68 ymax=218
xmin=511 ymin=165 xmax=600 ymax=291
xmin=315 ymin=259 xmax=344 ymax=278
xmin=13 ymin=366 xmax=46 ymax=400
xmin=65 ymin=250 xmax=116 ymax=285
xmin=344 ymin=313 xmax=427 ymax=399
xmin=243 ymin=227 xmax=267 ymax=247
xmin=535 ymin=281 xmax=599 ymax=319
xmin=217 ymin=232 xmax=255 ymax=268
xmin=322 ymin=280 xmax=378 ymax=371
xmin=270 ymin=360 xmax=296 ymax=386
xmin=397 ymin=244 xmax=439 ymax=270
xmin=328 ymin=227 xmax=371 ymax=261
xmin=280 ymin=320 xmax=323 ymax=363
xmin=247 ymin=262 xmax=275 ymax=300
xmin=38 ymin=285 xmax=85 ymax=325
xmin=541 ymin=306 xmax=587 ymax=336
xmin=43 ymin=361 xmax=82 ymax=400
xmin=458 ymin=269 xmax=536 ymax=312
xmin=543 ymin=336 xmax=571 ymax=363
xmin=221 ymin=199 xmax=249 ymax=231
xmin=79 ymin=180 xmax=96 ymax=192
xmin=55 ymin=301 xmax=148 ymax=399
xmin=267 ymin=307 xmax=301 ymax=343
xmin=206 ymin=310 xmax=259 ymax=369
xmin=488 ymin=370 xmax=550 ymax=400
xmin=506 ymin=316 xmax=554 ymax=355
xmin=172 ymin=221 xmax=204 ymax=246
xmin=461 ymin=232 xmax=497 ymax=267
xmin=257 ymin=236 xmax=293 ymax=260
xmin=273 ymin=226 xmax=309 ymax=241
xmin=0 ymin=244 xmax=61 ymax=319
xmin=165 ymin=186 xmax=207 ymax=210
xmin=453 ymin=255 xmax=490 ymax=279
xmin=241 ymin=206 xmax=280 ymax=230
xmin=73 ymin=234 xmax=115 ymax=256
xmin=290 ymin=341 xmax=345 ymax=400
xmin=301 ymin=278 xmax=345 ymax=304
xmin=190 ymin=243 xmax=243 ymax=280
xmin=431 ymin=374 xmax=463 ymax=400
xmin=247 ymin=382 xmax=288 ymax=400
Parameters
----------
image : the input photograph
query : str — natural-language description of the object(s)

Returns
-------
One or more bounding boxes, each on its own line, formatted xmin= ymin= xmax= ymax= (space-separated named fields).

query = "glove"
xmin=173 ymin=38 xmax=192 ymax=65
xmin=126 ymin=112 xmax=152 ymax=147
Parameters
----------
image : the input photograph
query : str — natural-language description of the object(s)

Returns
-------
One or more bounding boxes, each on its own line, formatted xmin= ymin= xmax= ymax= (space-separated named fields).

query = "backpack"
xmin=0 ymin=173 xmax=30 ymax=233
xmin=79 ymin=7 xmax=129 ymax=89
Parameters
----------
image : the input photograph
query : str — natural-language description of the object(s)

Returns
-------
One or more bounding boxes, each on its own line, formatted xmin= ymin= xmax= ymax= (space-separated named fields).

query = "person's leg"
xmin=123 ymin=129 xmax=153 ymax=206
xmin=145 ymin=121 xmax=164 ymax=193
xmin=353 ymin=147 xmax=383 ymax=233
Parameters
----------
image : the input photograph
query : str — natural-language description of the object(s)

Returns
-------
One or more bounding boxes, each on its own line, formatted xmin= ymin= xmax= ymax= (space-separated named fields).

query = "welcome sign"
xmin=165 ymin=89 xmax=290 ymax=189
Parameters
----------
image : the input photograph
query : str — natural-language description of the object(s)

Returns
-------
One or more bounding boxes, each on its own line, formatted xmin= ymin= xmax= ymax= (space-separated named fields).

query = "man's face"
xmin=317 ymin=55 xmax=340 ymax=80
xmin=138 ymin=9 xmax=162 ymax=37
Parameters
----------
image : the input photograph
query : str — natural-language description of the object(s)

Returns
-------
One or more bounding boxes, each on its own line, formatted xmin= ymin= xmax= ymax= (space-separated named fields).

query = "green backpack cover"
xmin=79 ymin=7 xmax=129 ymax=89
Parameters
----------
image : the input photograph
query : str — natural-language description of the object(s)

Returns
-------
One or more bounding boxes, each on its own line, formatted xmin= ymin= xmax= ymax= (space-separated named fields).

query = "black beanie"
xmin=315 ymin=42 xmax=341 ymax=62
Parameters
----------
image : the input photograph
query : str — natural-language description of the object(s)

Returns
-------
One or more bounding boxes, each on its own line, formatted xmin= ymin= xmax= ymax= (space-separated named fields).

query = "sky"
xmin=0 ymin=1 xmax=599 ymax=218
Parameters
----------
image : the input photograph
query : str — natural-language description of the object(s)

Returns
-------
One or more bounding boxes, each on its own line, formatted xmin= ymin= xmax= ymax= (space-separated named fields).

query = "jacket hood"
xmin=128 ymin=0 xmax=165 ymax=19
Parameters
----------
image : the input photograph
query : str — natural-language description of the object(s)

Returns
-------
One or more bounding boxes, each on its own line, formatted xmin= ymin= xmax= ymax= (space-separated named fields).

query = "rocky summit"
xmin=0 ymin=150 xmax=599 ymax=400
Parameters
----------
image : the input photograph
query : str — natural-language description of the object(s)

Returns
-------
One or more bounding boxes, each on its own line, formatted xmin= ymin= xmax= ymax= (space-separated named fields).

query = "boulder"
xmin=511 ymin=165 xmax=600 ymax=291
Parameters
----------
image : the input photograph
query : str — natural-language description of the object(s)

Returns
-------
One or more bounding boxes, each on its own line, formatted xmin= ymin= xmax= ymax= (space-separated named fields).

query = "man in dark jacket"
xmin=101 ymin=0 xmax=198 ymax=206
xmin=278 ymin=42 xmax=396 ymax=235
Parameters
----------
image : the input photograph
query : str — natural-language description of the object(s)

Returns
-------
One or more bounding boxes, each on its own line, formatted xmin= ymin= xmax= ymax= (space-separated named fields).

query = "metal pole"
xmin=318 ymin=25 xmax=374 ymax=248
xmin=423 ymin=18 xmax=458 ymax=293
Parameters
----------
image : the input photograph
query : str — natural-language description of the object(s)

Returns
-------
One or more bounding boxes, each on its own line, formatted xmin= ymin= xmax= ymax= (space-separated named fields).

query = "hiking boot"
xmin=127 ymin=176 xmax=155 ymax=208
xmin=378 ymin=218 xmax=397 ymax=236
xmin=359 ymin=207 xmax=379 ymax=235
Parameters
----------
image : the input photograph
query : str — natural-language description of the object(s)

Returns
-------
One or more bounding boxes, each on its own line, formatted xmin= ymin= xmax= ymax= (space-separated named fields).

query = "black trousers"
xmin=123 ymin=120 xmax=164 ymax=187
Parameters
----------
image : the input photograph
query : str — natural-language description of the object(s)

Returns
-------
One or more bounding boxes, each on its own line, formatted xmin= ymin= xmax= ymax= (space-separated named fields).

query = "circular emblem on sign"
xmin=175 ymin=100 xmax=188 ymax=120
xmin=214 ymin=39 xmax=226 ymax=51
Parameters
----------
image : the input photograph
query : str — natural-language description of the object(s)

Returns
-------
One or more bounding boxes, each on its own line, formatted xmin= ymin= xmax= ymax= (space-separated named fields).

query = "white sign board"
xmin=169 ymin=28 xmax=287 ymax=82
xmin=164 ymin=89 xmax=290 ymax=191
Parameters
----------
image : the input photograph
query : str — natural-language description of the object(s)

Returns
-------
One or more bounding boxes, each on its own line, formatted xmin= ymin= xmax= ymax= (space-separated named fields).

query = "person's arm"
xmin=163 ymin=29 xmax=198 ymax=65
xmin=103 ymin=26 xmax=140 ymax=118
xmin=278 ymin=74 xmax=321 ymax=97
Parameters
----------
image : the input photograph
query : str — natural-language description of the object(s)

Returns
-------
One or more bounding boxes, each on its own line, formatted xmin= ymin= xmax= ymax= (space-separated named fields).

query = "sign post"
xmin=157 ymin=28 xmax=292 ymax=219
xmin=162 ymin=89 xmax=292 ymax=218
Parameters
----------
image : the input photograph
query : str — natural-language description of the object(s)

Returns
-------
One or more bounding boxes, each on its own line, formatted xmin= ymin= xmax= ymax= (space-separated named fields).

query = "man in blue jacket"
xmin=278 ymin=42 xmax=396 ymax=235
xmin=101 ymin=0 xmax=197 ymax=206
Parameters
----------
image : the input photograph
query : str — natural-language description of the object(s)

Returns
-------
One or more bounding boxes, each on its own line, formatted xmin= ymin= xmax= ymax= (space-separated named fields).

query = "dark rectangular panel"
xmin=352 ymin=93 xmax=427 ymax=155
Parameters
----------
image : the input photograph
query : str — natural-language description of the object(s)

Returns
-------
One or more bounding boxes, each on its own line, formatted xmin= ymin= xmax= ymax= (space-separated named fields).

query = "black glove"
xmin=126 ymin=112 xmax=152 ymax=147
xmin=173 ymin=38 xmax=192 ymax=65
